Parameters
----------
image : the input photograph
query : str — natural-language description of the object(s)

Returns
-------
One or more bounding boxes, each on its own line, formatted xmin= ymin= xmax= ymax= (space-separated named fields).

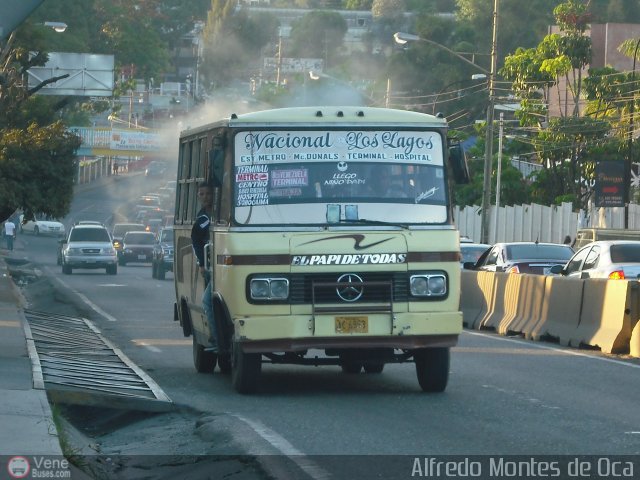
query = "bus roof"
xmin=180 ymin=106 xmax=447 ymax=138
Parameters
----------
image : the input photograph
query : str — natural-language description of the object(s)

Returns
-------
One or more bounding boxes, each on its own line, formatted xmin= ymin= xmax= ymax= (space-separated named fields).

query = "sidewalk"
xmin=0 ymin=244 xmax=63 ymax=457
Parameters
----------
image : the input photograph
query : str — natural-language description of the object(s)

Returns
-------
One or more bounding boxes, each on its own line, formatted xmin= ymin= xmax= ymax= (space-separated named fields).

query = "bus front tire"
xmin=231 ymin=342 xmax=261 ymax=394
xmin=414 ymin=347 xmax=449 ymax=393
xmin=217 ymin=354 xmax=232 ymax=374
xmin=179 ymin=300 xmax=192 ymax=337
xmin=193 ymin=336 xmax=216 ymax=373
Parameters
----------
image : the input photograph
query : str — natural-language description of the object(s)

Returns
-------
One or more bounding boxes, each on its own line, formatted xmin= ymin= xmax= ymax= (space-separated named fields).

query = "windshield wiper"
xmin=334 ymin=218 xmax=409 ymax=229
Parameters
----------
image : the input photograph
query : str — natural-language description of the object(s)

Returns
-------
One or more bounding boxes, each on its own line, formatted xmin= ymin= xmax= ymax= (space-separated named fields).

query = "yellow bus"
xmin=173 ymin=106 xmax=469 ymax=393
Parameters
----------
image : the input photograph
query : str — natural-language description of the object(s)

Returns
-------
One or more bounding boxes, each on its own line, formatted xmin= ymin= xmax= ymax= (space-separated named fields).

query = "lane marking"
xmin=453 ymin=346 xmax=569 ymax=355
xmin=231 ymin=414 xmax=332 ymax=480
xmin=51 ymin=275 xmax=118 ymax=322
xmin=132 ymin=338 xmax=190 ymax=351
xmin=0 ymin=320 xmax=21 ymax=327
xmin=132 ymin=338 xmax=190 ymax=345
xmin=463 ymin=330 xmax=640 ymax=368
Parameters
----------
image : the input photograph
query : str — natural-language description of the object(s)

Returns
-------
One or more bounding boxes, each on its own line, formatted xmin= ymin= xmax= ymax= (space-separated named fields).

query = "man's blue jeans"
xmin=202 ymin=278 xmax=218 ymax=351
xmin=5 ymin=234 xmax=14 ymax=251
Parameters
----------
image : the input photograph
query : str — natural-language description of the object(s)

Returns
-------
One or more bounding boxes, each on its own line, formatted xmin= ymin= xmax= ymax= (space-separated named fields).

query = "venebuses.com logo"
xmin=6 ymin=456 xmax=30 ymax=479
xmin=5 ymin=455 xmax=71 ymax=478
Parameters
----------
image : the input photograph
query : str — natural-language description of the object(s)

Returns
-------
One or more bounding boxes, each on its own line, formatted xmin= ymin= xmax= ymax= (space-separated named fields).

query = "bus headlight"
xmin=250 ymin=277 xmax=289 ymax=300
xmin=410 ymin=273 xmax=447 ymax=297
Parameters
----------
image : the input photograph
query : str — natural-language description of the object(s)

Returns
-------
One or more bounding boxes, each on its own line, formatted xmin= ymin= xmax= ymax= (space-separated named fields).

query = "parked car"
xmin=152 ymin=227 xmax=174 ymax=280
xmin=118 ymin=231 xmax=156 ymax=265
xmin=465 ymin=242 xmax=574 ymax=275
xmin=460 ymin=243 xmax=490 ymax=267
xmin=549 ymin=240 xmax=640 ymax=279
xmin=111 ymin=223 xmax=145 ymax=252
xmin=60 ymin=224 xmax=117 ymax=275
xmin=19 ymin=214 xmax=65 ymax=237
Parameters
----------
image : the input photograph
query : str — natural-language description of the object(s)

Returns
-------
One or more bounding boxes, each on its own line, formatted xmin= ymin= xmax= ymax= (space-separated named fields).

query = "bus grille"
xmin=289 ymin=272 xmax=408 ymax=304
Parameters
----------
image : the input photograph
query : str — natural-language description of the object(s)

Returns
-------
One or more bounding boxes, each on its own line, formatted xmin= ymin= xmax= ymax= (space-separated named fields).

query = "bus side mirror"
xmin=209 ymin=137 xmax=224 ymax=188
xmin=448 ymin=140 xmax=470 ymax=184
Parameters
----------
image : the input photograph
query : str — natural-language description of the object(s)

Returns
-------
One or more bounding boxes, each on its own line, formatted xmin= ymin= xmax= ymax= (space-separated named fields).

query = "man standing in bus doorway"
xmin=191 ymin=182 xmax=217 ymax=351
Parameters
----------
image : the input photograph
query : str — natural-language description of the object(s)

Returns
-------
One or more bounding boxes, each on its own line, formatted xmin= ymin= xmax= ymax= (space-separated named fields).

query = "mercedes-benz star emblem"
xmin=336 ymin=273 xmax=364 ymax=302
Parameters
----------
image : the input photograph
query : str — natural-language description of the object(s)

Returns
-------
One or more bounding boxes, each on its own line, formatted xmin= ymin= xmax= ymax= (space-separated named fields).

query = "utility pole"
xmin=480 ymin=0 xmax=499 ymax=244
xmin=494 ymin=112 xmax=504 ymax=239
xmin=276 ymin=32 xmax=282 ymax=86
xmin=385 ymin=78 xmax=391 ymax=108
xmin=625 ymin=38 xmax=640 ymax=229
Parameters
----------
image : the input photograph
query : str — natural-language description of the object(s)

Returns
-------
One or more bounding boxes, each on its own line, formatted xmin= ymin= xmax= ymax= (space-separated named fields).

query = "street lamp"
xmin=43 ymin=21 xmax=67 ymax=33
xmin=393 ymin=32 xmax=489 ymax=75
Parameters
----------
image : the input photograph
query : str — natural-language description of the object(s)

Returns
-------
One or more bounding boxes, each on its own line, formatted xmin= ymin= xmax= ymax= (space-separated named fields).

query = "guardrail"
xmin=461 ymin=270 xmax=640 ymax=357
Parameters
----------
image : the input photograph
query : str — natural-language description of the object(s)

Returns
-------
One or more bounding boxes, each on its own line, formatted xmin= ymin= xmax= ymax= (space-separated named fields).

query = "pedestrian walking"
xmin=4 ymin=220 xmax=16 ymax=251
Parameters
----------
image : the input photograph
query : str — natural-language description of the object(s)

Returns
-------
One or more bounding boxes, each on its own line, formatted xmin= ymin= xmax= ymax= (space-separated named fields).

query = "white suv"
xmin=61 ymin=224 xmax=118 ymax=275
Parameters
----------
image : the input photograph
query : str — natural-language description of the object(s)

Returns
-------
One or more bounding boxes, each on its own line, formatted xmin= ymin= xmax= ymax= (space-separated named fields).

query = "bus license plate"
xmin=335 ymin=316 xmax=368 ymax=334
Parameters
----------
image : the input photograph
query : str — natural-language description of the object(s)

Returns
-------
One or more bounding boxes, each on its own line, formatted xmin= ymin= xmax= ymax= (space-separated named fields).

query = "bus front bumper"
xmin=233 ymin=311 xmax=462 ymax=353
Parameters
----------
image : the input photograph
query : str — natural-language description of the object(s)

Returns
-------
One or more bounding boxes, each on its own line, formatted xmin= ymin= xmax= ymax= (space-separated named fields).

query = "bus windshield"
xmin=233 ymin=129 xmax=448 ymax=226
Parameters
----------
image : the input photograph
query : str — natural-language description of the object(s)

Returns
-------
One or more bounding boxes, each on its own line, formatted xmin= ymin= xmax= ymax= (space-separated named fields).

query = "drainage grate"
xmin=23 ymin=309 xmax=173 ymax=412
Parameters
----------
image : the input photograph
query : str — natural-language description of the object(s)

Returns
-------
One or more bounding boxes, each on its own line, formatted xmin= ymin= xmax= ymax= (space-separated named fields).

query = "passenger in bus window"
xmin=192 ymin=182 xmax=217 ymax=350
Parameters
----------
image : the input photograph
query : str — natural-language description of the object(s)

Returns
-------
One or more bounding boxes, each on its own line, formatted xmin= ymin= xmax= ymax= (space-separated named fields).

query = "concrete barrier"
xmin=505 ymin=273 xmax=547 ymax=338
xmin=460 ymin=270 xmax=486 ymax=329
xmin=459 ymin=271 xmax=634 ymax=355
xmin=572 ymin=279 xmax=631 ymax=353
xmin=479 ymin=272 xmax=513 ymax=331
xmin=531 ymin=276 xmax=583 ymax=345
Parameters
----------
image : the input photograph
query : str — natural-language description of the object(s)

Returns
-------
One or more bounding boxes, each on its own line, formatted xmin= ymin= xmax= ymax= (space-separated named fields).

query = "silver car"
xmin=61 ymin=225 xmax=118 ymax=275
xmin=550 ymin=240 xmax=640 ymax=279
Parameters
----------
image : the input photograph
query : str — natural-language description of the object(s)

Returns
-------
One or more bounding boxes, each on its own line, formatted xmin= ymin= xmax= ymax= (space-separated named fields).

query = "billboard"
xmin=594 ymin=160 xmax=625 ymax=208
xmin=27 ymin=52 xmax=114 ymax=97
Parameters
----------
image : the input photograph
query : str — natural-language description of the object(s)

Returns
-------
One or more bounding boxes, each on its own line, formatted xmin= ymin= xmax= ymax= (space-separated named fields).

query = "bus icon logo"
xmin=7 ymin=456 xmax=30 ymax=478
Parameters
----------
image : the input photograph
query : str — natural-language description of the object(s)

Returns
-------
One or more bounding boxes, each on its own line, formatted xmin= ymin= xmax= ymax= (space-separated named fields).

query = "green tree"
xmin=345 ymin=0 xmax=374 ymax=9
xmin=0 ymin=123 xmax=80 ymax=222
xmin=0 ymin=32 xmax=81 ymax=222
xmin=499 ymin=0 xmax=613 ymax=209
xmin=590 ymin=0 xmax=640 ymax=24
xmin=372 ymin=0 xmax=406 ymax=18
xmin=455 ymin=0 xmax=559 ymax=58
xmin=452 ymin=130 xmax=531 ymax=207
xmin=288 ymin=10 xmax=348 ymax=64
xmin=200 ymin=5 xmax=279 ymax=89
xmin=94 ymin=0 xmax=171 ymax=81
